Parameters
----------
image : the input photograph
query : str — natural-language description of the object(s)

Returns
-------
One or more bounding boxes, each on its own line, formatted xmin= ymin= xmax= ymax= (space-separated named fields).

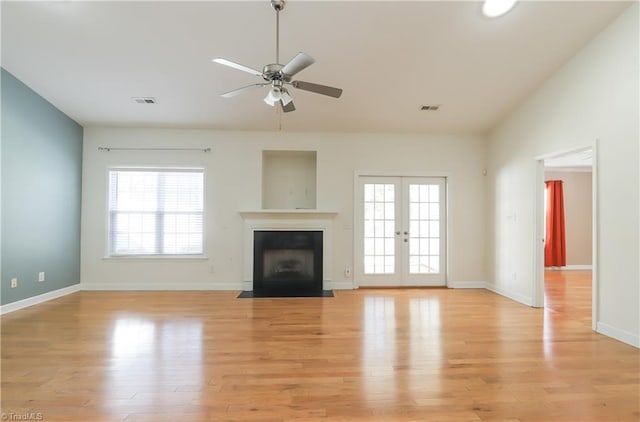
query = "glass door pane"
xmin=408 ymin=183 xmax=441 ymax=274
xmin=363 ymin=183 xmax=396 ymax=274
xmin=402 ymin=177 xmax=446 ymax=286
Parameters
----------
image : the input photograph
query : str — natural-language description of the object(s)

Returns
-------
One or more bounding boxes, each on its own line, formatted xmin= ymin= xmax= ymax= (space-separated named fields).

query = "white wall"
xmin=487 ymin=4 xmax=639 ymax=346
xmin=81 ymin=129 xmax=487 ymax=290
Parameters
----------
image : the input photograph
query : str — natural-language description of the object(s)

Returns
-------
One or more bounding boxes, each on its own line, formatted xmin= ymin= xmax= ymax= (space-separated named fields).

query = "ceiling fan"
xmin=212 ymin=0 xmax=343 ymax=113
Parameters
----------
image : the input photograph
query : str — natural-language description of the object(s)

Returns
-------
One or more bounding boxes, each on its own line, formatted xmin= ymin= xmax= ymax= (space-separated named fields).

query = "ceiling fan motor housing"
xmin=262 ymin=63 xmax=291 ymax=83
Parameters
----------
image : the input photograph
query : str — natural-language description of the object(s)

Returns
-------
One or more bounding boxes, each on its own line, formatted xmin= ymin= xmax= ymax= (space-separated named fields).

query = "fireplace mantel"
xmin=239 ymin=210 xmax=338 ymax=219
xmin=240 ymin=210 xmax=337 ymax=291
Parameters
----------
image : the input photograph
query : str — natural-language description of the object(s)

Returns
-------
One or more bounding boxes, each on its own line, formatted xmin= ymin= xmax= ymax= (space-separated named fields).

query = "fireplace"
xmin=253 ymin=230 xmax=323 ymax=296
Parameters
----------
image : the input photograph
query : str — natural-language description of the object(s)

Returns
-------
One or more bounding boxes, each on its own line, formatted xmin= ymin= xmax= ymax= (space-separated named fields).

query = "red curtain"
xmin=544 ymin=180 xmax=566 ymax=267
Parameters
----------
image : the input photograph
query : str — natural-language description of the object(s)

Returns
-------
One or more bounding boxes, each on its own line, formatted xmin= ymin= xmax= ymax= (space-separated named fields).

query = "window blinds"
xmin=108 ymin=169 xmax=204 ymax=256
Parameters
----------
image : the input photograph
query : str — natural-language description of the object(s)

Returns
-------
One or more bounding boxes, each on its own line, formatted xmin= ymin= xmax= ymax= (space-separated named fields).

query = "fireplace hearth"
xmin=251 ymin=230 xmax=325 ymax=297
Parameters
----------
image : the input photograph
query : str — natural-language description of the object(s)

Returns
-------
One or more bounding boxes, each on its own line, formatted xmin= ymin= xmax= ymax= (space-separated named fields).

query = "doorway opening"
xmin=535 ymin=145 xmax=596 ymax=330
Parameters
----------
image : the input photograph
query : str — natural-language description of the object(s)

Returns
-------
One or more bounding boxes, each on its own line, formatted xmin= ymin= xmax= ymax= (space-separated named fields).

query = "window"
xmin=108 ymin=169 xmax=204 ymax=256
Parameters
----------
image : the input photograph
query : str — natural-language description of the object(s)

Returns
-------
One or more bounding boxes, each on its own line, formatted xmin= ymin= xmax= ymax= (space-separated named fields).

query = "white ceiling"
xmin=1 ymin=1 xmax=631 ymax=134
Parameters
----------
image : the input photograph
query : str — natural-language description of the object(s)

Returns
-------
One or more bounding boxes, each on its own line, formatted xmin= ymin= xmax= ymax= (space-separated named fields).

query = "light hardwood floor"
xmin=1 ymin=271 xmax=638 ymax=421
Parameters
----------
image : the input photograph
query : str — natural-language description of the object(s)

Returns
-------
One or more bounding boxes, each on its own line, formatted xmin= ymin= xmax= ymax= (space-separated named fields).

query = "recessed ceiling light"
xmin=132 ymin=97 xmax=156 ymax=104
xmin=482 ymin=0 xmax=517 ymax=18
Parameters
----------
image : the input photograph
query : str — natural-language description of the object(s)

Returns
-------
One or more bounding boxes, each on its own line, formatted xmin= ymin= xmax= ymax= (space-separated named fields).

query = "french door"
xmin=355 ymin=176 xmax=446 ymax=286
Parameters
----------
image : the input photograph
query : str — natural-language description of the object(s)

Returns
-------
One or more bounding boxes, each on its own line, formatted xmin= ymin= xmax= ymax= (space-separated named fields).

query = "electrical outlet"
xmin=38 ymin=272 xmax=45 ymax=282
xmin=345 ymin=267 xmax=351 ymax=277
xmin=10 ymin=278 xmax=17 ymax=288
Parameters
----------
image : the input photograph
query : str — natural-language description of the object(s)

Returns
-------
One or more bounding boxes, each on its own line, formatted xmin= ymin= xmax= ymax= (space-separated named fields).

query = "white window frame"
xmin=106 ymin=167 xmax=206 ymax=258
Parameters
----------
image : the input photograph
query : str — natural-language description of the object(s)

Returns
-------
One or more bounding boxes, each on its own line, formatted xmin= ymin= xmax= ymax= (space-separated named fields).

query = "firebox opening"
xmin=264 ymin=249 xmax=314 ymax=281
xmin=253 ymin=230 xmax=323 ymax=297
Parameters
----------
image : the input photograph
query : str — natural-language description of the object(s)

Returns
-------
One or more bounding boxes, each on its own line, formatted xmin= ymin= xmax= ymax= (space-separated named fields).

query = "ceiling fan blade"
xmin=212 ymin=58 xmax=262 ymax=77
xmin=281 ymin=52 xmax=315 ymax=77
xmin=281 ymin=99 xmax=296 ymax=113
xmin=292 ymin=80 xmax=343 ymax=98
xmin=220 ymin=83 xmax=268 ymax=98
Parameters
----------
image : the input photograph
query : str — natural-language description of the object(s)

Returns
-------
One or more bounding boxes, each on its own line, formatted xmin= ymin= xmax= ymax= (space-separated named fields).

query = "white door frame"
xmin=533 ymin=141 xmax=598 ymax=331
xmin=353 ymin=171 xmax=451 ymax=289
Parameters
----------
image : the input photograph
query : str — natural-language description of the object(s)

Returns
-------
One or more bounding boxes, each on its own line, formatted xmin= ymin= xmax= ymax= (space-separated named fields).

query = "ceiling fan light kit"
xmin=212 ymin=0 xmax=342 ymax=113
xmin=264 ymin=85 xmax=293 ymax=107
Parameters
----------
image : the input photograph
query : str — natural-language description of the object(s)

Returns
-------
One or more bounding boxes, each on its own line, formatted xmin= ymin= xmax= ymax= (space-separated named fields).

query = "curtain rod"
xmin=98 ymin=147 xmax=211 ymax=153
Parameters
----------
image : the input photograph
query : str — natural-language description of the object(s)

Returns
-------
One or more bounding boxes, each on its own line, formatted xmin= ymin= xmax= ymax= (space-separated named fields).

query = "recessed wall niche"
xmin=262 ymin=150 xmax=317 ymax=209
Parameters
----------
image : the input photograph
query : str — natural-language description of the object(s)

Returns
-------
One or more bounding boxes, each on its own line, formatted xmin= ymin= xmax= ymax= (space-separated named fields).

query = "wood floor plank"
xmin=1 ymin=271 xmax=638 ymax=421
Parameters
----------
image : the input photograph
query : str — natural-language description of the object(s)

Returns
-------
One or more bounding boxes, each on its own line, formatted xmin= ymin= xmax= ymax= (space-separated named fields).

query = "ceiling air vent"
xmin=132 ymin=97 xmax=156 ymax=104
xmin=421 ymin=105 xmax=440 ymax=111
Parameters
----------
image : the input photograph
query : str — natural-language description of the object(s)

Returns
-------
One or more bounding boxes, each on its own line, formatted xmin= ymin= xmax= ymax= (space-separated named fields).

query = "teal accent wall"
xmin=1 ymin=68 xmax=83 ymax=305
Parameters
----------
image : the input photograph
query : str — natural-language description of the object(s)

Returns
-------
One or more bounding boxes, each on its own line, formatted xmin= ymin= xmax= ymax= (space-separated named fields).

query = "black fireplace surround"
xmin=252 ymin=230 xmax=323 ymax=297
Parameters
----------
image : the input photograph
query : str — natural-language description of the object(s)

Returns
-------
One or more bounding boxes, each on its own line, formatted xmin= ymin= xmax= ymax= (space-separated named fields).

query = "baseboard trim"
xmin=81 ymin=282 xmax=242 ymax=291
xmin=0 ymin=284 xmax=81 ymax=315
xmin=485 ymin=283 xmax=533 ymax=307
xmin=448 ymin=281 xmax=487 ymax=289
xmin=332 ymin=281 xmax=356 ymax=290
xmin=596 ymin=322 xmax=640 ymax=348
xmin=546 ymin=265 xmax=593 ymax=271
